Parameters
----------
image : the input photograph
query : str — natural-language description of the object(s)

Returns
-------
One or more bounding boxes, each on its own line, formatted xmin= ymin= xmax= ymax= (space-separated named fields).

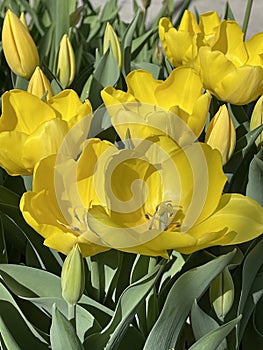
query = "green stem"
xmin=242 ymin=0 xmax=253 ymax=38
xmin=68 ymin=303 xmax=76 ymax=330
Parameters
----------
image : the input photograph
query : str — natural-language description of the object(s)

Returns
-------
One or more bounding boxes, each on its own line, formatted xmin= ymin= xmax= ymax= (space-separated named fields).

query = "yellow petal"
xmin=0 ymin=131 xmax=28 ymax=175
xmin=250 ymin=95 xmax=263 ymax=146
xmin=156 ymin=67 xmax=204 ymax=113
xmin=48 ymin=89 xmax=92 ymax=127
xmin=212 ymin=21 xmax=248 ymax=66
xmin=245 ymin=33 xmax=263 ymax=66
xmin=179 ymin=10 xmax=200 ymax=34
xmin=181 ymin=193 xmax=263 ymax=254
xmin=22 ymin=118 xmax=68 ymax=171
xmin=0 ymin=90 xmax=55 ymax=134
xmin=126 ymin=70 xmax=162 ymax=104
xmin=199 ymin=11 xmax=221 ymax=45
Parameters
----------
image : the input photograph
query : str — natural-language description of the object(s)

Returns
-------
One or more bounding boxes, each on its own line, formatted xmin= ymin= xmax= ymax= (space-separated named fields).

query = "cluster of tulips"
xmin=2 ymin=8 xmax=263 ymax=261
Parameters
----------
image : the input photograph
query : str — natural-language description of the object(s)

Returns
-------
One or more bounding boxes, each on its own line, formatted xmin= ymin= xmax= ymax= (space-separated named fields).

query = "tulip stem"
xmin=68 ymin=303 xmax=76 ymax=330
xmin=242 ymin=0 xmax=253 ymax=38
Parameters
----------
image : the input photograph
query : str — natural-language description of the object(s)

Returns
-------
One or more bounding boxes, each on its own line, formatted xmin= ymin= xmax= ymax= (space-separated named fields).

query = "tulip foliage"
xmin=0 ymin=0 xmax=263 ymax=349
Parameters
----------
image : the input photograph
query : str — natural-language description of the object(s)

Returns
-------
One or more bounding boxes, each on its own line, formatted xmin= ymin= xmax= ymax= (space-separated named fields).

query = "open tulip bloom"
xmin=20 ymin=130 xmax=263 ymax=257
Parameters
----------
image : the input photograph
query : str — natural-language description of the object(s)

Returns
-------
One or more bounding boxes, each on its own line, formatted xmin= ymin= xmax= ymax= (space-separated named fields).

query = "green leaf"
xmin=0 ymin=213 xmax=7 ymax=263
xmin=84 ymin=261 xmax=165 ymax=349
xmin=189 ymin=316 xmax=242 ymax=350
xmin=121 ymin=9 xmax=142 ymax=75
xmin=0 ymin=282 xmax=48 ymax=347
xmin=246 ymin=148 xmax=263 ymax=206
xmin=209 ymin=268 xmax=235 ymax=321
xmin=50 ymin=304 xmax=84 ymax=350
xmin=237 ymin=237 xmax=263 ymax=342
xmin=143 ymin=250 xmax=236 ymax=349
xmin=191 ymin=300 xmax=227 ymax=350
xmin=0 ymin=264 xmax=62 ymax=298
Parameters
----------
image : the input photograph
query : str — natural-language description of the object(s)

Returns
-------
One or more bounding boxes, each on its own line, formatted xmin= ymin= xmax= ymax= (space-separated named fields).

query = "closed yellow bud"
xmin=19 ymin=12 xmax=28 ymax=29
xmin=250 ymin=95 xmax=263 ymax=147
xmin=61 ymin=244 xmax=85 ymax=305
xmin=27 ymin=67 xmax=54 ymax=100
xmin=205 ymin=105 xmax=236 ymax=165
xmin=57 ymin=34 xmax=75 ymax=88
xmin=2 ymin=10 xmax=39 ymax=79
xmin=103 ymin=22 xmax=122 ymax=69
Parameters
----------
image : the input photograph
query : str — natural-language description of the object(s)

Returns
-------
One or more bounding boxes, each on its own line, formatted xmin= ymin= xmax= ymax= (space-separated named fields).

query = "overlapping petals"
xmin=0 ymin=89 xmax=92 ymax=175
xmin=102 ymin=67 xmax=211 ymax=143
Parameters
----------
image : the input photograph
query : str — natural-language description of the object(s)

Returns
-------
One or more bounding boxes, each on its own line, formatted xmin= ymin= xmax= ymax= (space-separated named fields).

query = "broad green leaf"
xmin=191 ymin=300 xmax=227 ymax=350
xmin=143 ymin=250 xmax=236 ymax=349
xmin=0 ymin=264 xmax=62 ymax=298
xmin=131 ymin=62 xmax=161 ymax=79
xmin=189 ymin=316 xmax=241 ymax=350
xmin=246 ymin=148 xmax=263 ymax=206
xmin=100 ymin=0 xmax=119 ymax=22
xmin=0 ymin=282 xmax=47 ymax=346
xmin=0 ymin=301 xmax=48 ymax=350
xmin=50 ymin=304 xmax=84 ymax=350
xmin=209 ymin=268 xmax=235 ymax=321
xmin=253 ymin=295 xmax=263 ymax=337
xmin=224 ymin=1 xmax=235 ymax=20
xmin=131 ymin=28 xmax=155 ymax=59
xmin=237 ymin=237 xmax=263 ymax=342
xmin=84 ymin=261 xmax=164 ymax=350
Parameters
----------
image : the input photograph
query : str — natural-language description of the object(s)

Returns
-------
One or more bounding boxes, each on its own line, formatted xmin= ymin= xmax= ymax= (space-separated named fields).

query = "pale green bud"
xmin=61 ymin=244 xmax=85 ymax=305
xmin=103 ymin=23 xmax=122 ymax=69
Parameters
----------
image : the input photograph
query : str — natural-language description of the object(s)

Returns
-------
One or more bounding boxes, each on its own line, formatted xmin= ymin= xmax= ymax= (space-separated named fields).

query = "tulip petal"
xmin=180 ymin=193 xmax=263 ymax=254
xmin=0 ymin=131 xmax=28 ymax=175
xmin=126 ymin=70 xmax=161 ymax=104
xmin=0 ymin=90 xmax=56 ymax=134
xmin=156 ymin=67 xmax=203 ymax=113
xmin=48 ymin=90 xmax=92 ymax=125
xmin=22 ymin=118 xmax=68 ymax=171
xmin=245 ymin=33 xmax=263 ymax=66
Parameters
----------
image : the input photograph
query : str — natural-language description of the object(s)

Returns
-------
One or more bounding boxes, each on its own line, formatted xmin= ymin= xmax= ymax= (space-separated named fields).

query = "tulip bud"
xmin=142 ymin=0 xmax=151 ymax=9
xmin=19 ymin=12 xmax=28 ymax=29
xmin=57 ymin=34 xmax=75 ymax=88
xmin=205 ymin=105 xmax=236 ymax=165
xmin=103 ymin=23 xmax=122 ymax=69
xmin=2 ymin=10 xmax=39 ymax=79
xmin=61 ymin=244 xmax=85 ymax=305
xmin=27 ymin=67 xmax=54 ymax=100
xmin=250 ymin=95 xmax=263 ymax=147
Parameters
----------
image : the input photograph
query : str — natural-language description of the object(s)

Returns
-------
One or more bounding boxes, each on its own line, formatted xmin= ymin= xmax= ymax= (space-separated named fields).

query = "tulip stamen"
xmin=147 ymin=200 xmax=180 ymax=231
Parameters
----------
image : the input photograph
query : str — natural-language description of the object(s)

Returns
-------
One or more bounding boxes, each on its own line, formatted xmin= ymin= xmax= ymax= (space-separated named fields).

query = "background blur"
xmin=90 ymin=0 xmax=263 ymax=38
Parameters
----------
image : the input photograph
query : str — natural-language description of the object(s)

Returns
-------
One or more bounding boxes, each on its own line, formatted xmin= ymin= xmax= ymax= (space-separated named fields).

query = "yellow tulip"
xmin=101 ymin=67 xmax=211 ymax=144
xmin=19 ymin=12 xmax=28 ymax=29
xmin=250 ymin=95 xmax=263 ymax=146
xmin=103 ymin=22 xmax=122 ymax=69
xmin=0 ymin=89 xmax=92 ymax=175
xmin=20 ymin=136 xmax=263 ymax=257
xmin=205 ymin=105 xmax=236 ymax=165
xmin=27 ymin=66 xmax=54 ymax=100
xmin=2 ymin=10 xmax=39 ymax=79
xmin=57 ymin=34 xmax=76 ymax=88
xmin=159 ymin=11 xmax=220 ymax=69
xmin=198 ymin=21 xmax=263 ymax=104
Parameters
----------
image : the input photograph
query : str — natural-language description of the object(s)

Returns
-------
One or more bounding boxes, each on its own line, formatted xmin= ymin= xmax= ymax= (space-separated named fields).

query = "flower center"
xmin=146 ymin=200 xmax=183 ymax=231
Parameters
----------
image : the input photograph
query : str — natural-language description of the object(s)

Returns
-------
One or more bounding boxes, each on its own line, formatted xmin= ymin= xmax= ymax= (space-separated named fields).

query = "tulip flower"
xmin=205 ymin=105 xmax=236 ymax=165
xmin=250 ymin=95 xmax=263 ymax=147
xmin=103 ymin=22 xmax=122 ymax=69
xmin=0 ymin=89 xmax=92 ymax=175
xmin=20 ymin=136 xmax=263 ymax=257
xmin=101 ymin=67 xmax=211 ymax=144
xmin=2 ymin=10 xmax=39 ymax=79
xmin=198 ymin=21 xmax=263 ymax=104
xmin=57 ymin=34 xmax=76 ymax=88
xmin=27 ymin=66 xmax=54 ymax=100
xmin=159 ymin=11 xmax=220 ymax=69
